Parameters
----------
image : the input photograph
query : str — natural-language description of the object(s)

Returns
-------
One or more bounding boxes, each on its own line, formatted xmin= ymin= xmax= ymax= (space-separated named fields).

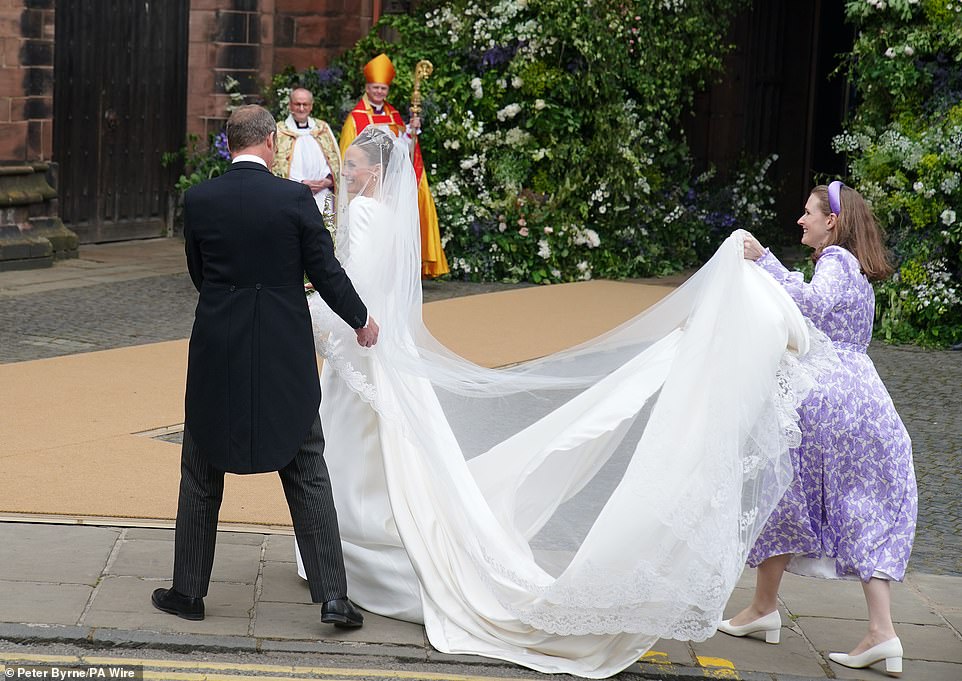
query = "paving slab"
xmin=108 ymin=539 xmax=178 ymax=579
xmin=216 ymin=532 xmax=267 ymax=546
xmin=263 ymin=534 xmax=296 ymax=563
xmin=258 ymin=562 xmax=311 ymax=604
xmin=778 ymin=572 xmax=943 ymax=625
xmin=908 ymin=572 xmax=962 ymax=610
xmin=207 ymin=542 xmax=263 ymax=584
xmin=123 ymin=528 xmax=175 ymax=541
xmin=0 ymin=524 xmax=119 ymax=584
xmin=0 ymin=581 xmax=92 ymax=625
xmin=84 ymin=576 xmax=252 ymax=636
xmin=697 ymin=627 xmax=828 ymax=679
xmin=799 ymin=617 xmax=962 ymax=664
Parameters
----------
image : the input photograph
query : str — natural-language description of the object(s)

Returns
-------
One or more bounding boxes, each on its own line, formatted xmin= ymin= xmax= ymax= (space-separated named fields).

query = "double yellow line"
xmin=1 ymin=652 xmax=524 ymax=681
xmin=2 ymin=651 xmax=740 ymax=680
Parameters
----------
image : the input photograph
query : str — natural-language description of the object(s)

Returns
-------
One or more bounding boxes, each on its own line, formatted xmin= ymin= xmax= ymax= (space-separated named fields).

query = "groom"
xmin=151 ymin=105 xmax=377 ymax=628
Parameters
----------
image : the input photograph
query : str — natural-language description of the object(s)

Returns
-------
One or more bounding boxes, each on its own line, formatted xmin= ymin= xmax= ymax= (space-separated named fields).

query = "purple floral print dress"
xmin=748 ymin=245 xmax=917 ymax=581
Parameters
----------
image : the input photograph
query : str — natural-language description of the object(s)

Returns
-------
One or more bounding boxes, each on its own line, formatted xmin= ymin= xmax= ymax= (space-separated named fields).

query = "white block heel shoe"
xmin=828 ymin=637 xmax=903 ymax=675
xmin=717 ymin=610 xmax=781 ymax=644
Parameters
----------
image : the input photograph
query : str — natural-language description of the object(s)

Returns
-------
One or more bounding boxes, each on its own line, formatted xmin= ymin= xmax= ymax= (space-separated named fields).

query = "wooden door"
xmin=54 ymin=0 xmax=189 ymax=243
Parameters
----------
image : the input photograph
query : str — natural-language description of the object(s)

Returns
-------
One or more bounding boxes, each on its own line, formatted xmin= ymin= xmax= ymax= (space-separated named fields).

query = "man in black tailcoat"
xmin=152 ymin=105 xmax=376 ymax=628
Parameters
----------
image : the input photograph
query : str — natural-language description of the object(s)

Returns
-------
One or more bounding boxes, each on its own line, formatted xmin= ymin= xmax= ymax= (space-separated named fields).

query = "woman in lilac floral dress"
xmin=719 ymin=183 xmax=917 ymax=675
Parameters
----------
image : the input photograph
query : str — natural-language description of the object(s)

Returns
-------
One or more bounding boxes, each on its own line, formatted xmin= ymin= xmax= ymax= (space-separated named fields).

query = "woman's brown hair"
xmin=810 ymin=184 xmax=894 ymax=281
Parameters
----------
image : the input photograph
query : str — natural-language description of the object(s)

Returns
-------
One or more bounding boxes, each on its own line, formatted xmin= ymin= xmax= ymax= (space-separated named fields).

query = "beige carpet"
xmin=0 ymin=281 xmax=672 ymax=527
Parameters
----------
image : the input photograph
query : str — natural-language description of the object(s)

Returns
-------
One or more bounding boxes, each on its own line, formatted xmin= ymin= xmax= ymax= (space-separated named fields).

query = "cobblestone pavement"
xmin=1 ymin=267 xmax=959 ymax=576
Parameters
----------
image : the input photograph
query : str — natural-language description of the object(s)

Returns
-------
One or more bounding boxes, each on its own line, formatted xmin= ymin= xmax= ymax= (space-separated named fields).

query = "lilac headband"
xmin=828 ymin=181 xmax=844 ymax=215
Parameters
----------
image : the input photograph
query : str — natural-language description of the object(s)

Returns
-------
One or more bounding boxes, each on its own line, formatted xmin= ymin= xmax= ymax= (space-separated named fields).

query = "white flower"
xmin=537 ymin=239 xmax=551 ymax=259
xmin=551 ymin=268 xmax=561 ymax=279
xmin=504 ymin=127 xmax=531 ymax=146
xmin=904 ymin=46 xmax=915 ymax=56
xmin=913 ymin=181 xmax=925 ymax=193
xmin=512 ymin=76 xmax=523 ymax=88
xmin=450 ymin=140 xmax=460 ymax=150
xmin=534 ymin=99 xmax=546 ymax=110
xmin=885 ymin=47 xmax=896 ymax=58
xmin=460 ymin=156 xmax=479 ymax=170
xmin=496 ymin=103 xmax=522 ymax=121
xmin=941 ymin=209 xmax=957 ymax=226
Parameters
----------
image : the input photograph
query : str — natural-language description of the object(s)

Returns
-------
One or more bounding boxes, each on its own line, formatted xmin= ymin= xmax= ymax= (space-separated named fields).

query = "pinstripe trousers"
xmin=173 ymin=415 xmax=348 ymax=603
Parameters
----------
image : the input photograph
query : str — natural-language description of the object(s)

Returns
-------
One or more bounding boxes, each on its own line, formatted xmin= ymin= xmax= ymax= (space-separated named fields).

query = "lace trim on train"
xmin=471 ymin=328 xmax=839 ymax=640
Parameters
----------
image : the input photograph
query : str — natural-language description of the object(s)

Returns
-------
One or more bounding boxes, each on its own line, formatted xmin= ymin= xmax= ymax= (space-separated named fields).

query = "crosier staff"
xmin=408 ymin=60 xmax=433 ymax=161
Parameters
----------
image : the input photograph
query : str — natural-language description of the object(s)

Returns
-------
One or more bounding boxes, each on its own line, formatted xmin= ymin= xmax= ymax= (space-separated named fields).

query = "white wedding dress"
xmin=297 ymin=130 xmax=834 ymax=677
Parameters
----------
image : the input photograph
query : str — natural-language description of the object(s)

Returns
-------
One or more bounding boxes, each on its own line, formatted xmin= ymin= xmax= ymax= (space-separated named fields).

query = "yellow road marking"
xmin=0 ymin=652 xmax=534 ymax=681
xmin=696 ymin=655 xmax=740 ymax=679
xmin=639 ymin=650 xmax=671 ymax=664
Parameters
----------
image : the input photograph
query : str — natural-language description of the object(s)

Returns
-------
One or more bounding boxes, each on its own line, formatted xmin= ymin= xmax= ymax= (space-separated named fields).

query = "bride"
xmin=298 ymin=126 xmax=833 ymax=678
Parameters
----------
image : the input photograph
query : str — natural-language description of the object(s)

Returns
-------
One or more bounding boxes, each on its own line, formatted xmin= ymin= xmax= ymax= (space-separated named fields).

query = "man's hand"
xmin=355 ymin=316 xmax=379 ymax=348
xmin=408 ymin=115 xmax=422 ymax=135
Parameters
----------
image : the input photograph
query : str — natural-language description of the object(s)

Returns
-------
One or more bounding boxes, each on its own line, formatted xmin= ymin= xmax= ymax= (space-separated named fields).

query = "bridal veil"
xmin=308 ymin=128 xmax=834 ymax=677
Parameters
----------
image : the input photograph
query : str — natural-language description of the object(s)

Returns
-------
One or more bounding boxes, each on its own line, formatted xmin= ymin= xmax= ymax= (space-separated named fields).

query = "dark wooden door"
xmin=54 ymin=0 xmax=188 ymax=243
xmin=684 ymin=0 xmax=851 ymax=232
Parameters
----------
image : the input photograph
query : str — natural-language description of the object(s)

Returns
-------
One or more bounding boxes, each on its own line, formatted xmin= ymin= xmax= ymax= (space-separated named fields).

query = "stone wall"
xmin=0 ymin=0 xmax=54 ymax=162
xmin=0 ymin=0 xmax=74 ymax=269
xmin=186 ymin=0 xmax=375 ymax=139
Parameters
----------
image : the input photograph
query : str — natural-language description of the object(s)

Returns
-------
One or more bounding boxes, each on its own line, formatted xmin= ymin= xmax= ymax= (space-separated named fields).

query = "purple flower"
xmin=477 ymin=40 xmax=523 ymax=73
xmin=213 ymin=130 xmax=230 ymax=160
xmin=316 ymin=66 xmax=344 ymax=85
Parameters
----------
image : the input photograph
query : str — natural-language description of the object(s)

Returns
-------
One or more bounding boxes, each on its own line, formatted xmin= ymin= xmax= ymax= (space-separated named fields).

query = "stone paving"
xmin=2 ymin=522 xmax=961 ymax=680
xmin=1 ymin=239 xmax=960 ymax=576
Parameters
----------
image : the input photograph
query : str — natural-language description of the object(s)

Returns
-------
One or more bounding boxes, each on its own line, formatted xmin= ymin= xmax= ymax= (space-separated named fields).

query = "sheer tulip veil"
xmin=302 ymin=128 xmax=836 ymax=677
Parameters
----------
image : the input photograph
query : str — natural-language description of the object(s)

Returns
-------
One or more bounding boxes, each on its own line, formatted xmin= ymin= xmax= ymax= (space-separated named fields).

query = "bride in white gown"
xmin=297 ymin=127 xmax=834 ymax=678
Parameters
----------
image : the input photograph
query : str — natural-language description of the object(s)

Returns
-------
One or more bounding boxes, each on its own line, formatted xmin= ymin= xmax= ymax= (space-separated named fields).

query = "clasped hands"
xmin=302 ymin=177 xmax=335 ymax=194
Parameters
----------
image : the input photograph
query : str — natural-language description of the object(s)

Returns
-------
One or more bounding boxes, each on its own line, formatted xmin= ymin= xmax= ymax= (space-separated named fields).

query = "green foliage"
xmin=269 ymin=0 xmax=782 ymax=282
xmin=837 ymin=0 xmax=962 ymax=345
xmin=164 ymin=133 xmax=231 ymax=193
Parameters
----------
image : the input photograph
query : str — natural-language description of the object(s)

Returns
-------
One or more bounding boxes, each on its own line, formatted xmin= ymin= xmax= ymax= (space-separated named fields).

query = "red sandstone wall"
xmin=0 ymin=0 xmax=54 ymax=162
xmin=186 ymin=0 xmax=374 ymax=140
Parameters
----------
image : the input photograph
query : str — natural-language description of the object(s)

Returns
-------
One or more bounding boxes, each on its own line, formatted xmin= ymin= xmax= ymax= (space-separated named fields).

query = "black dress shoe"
xmin=321 ymin=597 xmax=364 ymax=628
xmin=151 ymin=587 xmax=205 ymax=621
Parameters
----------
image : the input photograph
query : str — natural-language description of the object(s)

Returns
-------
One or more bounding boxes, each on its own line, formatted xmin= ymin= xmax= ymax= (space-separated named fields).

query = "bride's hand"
xmin=743 ymin=233 xmax=766 ymax=261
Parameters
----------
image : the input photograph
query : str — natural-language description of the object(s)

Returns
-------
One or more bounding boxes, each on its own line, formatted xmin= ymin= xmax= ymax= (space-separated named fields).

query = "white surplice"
xmin=285 ymin=115 xmax=333 ymax=214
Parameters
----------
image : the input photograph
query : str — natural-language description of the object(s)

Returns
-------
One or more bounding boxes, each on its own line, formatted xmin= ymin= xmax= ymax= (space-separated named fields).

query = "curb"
xmin=0 ymin=623 xmax=829 ymax=680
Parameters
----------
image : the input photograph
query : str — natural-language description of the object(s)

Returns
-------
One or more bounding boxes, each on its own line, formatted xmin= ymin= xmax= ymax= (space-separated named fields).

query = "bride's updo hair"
xmin=353 ymin=126 xmax=394 ymax=168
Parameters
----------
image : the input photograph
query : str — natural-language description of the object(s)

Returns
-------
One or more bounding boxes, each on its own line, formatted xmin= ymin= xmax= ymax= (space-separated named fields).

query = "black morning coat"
xmin=183 ymin=160 xmax=368 ymax=474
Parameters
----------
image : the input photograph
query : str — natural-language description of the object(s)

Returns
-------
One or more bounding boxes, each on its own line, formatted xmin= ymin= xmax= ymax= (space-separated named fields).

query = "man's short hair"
xmin=226 ymin=105 xmax=276 ymax=153
xmin=291 ymin=87 xmax=314 ymax=102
